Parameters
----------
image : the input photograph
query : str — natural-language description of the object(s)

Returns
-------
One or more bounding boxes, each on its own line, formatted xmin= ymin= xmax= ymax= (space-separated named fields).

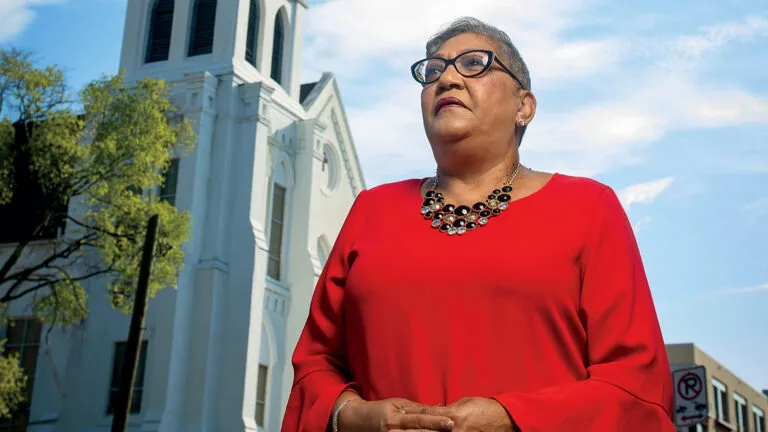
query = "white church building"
xmin=3 ymin=0 xmax=366 ymax=430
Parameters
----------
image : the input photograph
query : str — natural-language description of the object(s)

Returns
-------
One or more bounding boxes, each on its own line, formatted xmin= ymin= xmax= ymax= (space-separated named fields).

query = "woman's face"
xmin=421 ymin=33 xmax=524 ymax=147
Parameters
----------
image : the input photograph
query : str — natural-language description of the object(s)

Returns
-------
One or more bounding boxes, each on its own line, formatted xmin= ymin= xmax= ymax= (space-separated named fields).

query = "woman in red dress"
xmin=282 ymin=17 xmax=675 ymax=432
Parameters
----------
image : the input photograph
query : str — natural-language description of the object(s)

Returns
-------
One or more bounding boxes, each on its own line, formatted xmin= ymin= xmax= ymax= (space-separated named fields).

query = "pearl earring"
xmin=518 ymin=118 xmax=525 ymax=126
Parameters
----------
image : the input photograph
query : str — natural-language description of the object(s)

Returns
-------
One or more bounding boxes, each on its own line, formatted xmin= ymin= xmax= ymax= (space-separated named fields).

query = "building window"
xmin=270 ymin=10 xmax=285 ymax=84
xmin=188 ymin=0 xmax=217 ymax=56
xmin=755 ymin=406 xmax=766 ymax=432
xmin=0 ymin=121 xmax=68 ymax=244
xmin=145 ymin=0 xmax=174 ymax=63
xmin=159 ymin=158 xmax=180 ymax=206
xmin=267 ymin=183 xmax=286 ymax=280
xmin=0 ymin=318 xmax=42 ymax=431
xmin=712 ymin=378 xmax=729 ymax=423
xmin=255 ymin=364 xmax=268 ymax=426
xmin=245 ymin=0 xmax=259 ymax=67
xmin=733 ymin=393 xmax=747 ymax=432
xmin=107 ymin=341 xmax=149 ymax=415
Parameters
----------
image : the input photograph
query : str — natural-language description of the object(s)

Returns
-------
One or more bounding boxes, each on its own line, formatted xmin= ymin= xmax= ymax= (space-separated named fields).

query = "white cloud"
xmin=0 ymin=0 xmax=61 ymax=42
xmin=672 ymin=16 xmax=768 ymax=58
xmin=630 ymin=215 xmax=653 ymax=233
xmin=303 ymin=0 xmax=623 ymax=87
xmin=303 ymin=4 xmax=768 ymax=184
xmin=698 ymin=283 xmax=768 ymax=299
xmin=743 ymin=197 xmax=768 ymax=213
xmin=618 ymin=177 xmax=675 ymax=209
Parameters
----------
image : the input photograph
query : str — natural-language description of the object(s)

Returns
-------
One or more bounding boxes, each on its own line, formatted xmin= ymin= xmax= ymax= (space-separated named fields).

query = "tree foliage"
xmin=0 ymin=48 xmax=195 ymax=417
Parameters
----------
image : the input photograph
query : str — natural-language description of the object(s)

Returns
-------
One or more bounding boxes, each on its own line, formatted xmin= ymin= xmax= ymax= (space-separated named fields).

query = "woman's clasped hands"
xmin=339 ymin=397 xmax=517 ymax=432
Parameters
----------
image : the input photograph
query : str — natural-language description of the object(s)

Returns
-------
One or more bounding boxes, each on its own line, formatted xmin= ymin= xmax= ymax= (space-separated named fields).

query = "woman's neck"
xmin=434 ymin=158 xmax=522 ymax=204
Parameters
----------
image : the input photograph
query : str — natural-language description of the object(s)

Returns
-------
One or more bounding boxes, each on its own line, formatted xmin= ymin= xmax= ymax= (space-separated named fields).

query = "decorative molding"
xmin=308 ymin=247 xmax=323 ymax=277
xmin=197 ymin=257 xmax=229 ymax=273
xmin=264 ymin=287 xmax=290 ymax=317
xmin=331 ymin=78 xmax=367 ymax=190
xmin=181 ymin=72 xmax=219 ymax=117
xmin=252 ymin=221 xmax=269 ymax=252
xmin=239 ymin=81 xmax=276 ymax=127
xmin=313 ymin=119 xmax=328 ymax=134
xmin=330 ymin=109 xmax=360 ymax=195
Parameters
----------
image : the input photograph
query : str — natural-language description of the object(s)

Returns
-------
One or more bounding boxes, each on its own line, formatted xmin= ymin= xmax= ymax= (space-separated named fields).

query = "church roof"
xmin=300 ymin=81 xmax=318 ymax=104
xmin=299 ymin=72 xmax=334 ymax=110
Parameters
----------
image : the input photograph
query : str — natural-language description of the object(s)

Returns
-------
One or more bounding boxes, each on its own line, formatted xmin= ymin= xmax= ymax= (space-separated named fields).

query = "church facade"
xmin=11 ymin=0 xmax=366 ymax=430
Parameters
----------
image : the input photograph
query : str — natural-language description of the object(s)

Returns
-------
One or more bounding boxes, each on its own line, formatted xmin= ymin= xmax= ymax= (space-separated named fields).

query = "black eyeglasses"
xmin=410 ymin=49 xmax=526 ymax=89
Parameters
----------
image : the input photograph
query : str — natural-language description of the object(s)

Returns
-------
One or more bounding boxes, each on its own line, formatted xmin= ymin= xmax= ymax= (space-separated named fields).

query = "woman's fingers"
xmin=400 ymin=405 xmax=454 ymax=418
xmin=391 ymin=413 xmax=455 ymax=431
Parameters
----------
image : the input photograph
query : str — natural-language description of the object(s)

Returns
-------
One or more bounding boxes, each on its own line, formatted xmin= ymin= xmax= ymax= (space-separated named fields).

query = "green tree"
xmin=0 ymin=48 xmax=195 ymax=418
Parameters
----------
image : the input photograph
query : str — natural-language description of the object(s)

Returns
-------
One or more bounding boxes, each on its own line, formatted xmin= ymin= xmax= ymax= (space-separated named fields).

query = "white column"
xmin=201 ymin=80 xmax=275 ymax=431
xmin=158 ymin=71 xmax=218 ymax=432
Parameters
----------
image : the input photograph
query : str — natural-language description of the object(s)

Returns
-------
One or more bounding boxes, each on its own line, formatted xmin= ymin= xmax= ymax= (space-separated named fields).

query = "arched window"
xmin=270 ymin=10 xmax=285 ymax=84
xmin=188 ymin=0 xmax=217 ymax=56
xmin=245 ymin=0 xmax=260 ymax=67
xmin=145 ymin=0 xmax=174 ymax=63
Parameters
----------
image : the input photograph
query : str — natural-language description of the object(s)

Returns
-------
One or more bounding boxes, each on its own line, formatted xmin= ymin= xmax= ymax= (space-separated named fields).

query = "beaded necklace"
xmin=421 ymin=163 xmax=523 ymax=235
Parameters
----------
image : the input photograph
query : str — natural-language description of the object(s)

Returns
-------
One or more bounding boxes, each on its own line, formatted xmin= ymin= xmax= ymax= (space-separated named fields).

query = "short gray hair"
xmin=425 ymin=17 xmax=531 ymax=91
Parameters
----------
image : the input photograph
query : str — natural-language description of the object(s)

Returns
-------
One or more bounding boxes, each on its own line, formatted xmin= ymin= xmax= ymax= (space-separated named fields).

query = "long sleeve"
xmin=492 ymin=186 xmax=675 ymax=431
xmin=281 ymin=191 xmax=369 ymax=432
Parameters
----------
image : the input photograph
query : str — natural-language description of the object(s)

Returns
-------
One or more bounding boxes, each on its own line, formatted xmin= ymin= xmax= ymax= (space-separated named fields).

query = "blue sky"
xmin=2 ymin=0 xmax=767 ymax=392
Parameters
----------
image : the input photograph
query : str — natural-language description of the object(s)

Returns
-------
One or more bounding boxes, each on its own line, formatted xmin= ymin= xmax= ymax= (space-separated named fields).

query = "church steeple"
xmin=118 ymin=0 xmax=308 ymax=100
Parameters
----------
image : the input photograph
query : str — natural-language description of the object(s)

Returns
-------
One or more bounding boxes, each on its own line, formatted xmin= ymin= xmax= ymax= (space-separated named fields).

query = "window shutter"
xmin=245 ymin=0 xmax=259 ymax=66
xmin=145 ymin=0 xmax=174 ymax=63
xmin=270 ymin=13 xmax=284 ymax=83
xmin=189 ymin=0 xmax=217 ymax=56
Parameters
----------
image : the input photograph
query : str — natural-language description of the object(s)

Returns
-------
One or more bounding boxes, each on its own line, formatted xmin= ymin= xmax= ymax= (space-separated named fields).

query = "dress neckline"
xmin=414 ymin=172 xmax=561 ymax=209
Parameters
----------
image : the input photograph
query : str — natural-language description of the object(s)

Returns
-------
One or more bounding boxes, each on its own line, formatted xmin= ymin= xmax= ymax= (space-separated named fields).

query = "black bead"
xmin=480 ymin=210 xmax=491 ymax=217
xmin=466 ymin=222 xmax=478 ymax=230
xmin=493 ymin=189 xmax=501 ymax=195
xmin=492 ymin=208 xmax=502 ymax=215
xmin=435 ymin=193 xmax=443 ymax=199
xmin=472 ymin=202 xmax=486 ymax=211
xmin=439 ymin=223 xmax=451 ymax=232
xmin=433 ymin=213 xmax=444 ymax=220
xmin=423 ymin=198 xmax=435 ymax=206
xmin=452 ymin=219 xmax=466 ymax=228
xmin=502 ymin=186 xmax=513 ymax=193
xmin=442 ymin=204 xmax=456 ymax=213
xmin=437 ymin=196 xmax=444 ymax=203
xmin=454 ymin=205 xmax=471 ymax=216
xmin=423 ymin=211 xmax=433 ymax=219
xmin=488 ymin=194 xmax=496 ymax=200
xmin=498 ymin=194 xmax=511 ymax=202
xmin=426 ymin=190 xmax=436 ymax=198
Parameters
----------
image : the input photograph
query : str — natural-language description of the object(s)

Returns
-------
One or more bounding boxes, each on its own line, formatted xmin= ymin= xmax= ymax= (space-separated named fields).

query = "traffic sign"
xmin=673 ymin=366 xmax=708 ymax=428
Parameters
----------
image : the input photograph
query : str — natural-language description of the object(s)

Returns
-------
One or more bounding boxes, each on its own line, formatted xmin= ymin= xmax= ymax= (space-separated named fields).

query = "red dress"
xmin=281 ymin=174 xmax=675 ymax=432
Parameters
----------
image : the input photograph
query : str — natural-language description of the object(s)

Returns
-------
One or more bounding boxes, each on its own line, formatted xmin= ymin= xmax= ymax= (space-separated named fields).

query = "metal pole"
xmin=111 ymin=214 xmax=159 ymax=432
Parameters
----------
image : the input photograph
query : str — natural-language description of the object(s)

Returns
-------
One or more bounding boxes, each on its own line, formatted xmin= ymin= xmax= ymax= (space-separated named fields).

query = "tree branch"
xmin=1 ymin=265 xmax=116 ymax=303
xmin=66 ymin=215 xmax=133 ymax=239
xmin=0 ymin=232 xmax=98 ymax=301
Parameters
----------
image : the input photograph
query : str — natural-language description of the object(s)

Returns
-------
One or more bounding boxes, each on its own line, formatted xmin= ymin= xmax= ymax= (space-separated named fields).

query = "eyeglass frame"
xmin=410 ymin=49 xmax=527 ymax=90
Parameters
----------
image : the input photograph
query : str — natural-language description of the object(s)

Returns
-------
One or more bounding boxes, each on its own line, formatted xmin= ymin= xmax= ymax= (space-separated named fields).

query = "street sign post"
xmin=673 ymin=366 xmax=708 ymax=428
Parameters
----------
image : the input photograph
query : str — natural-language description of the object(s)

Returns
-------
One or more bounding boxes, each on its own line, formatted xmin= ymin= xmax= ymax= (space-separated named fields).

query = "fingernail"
xmin=444 ymin=420 xmax=455 ymax=428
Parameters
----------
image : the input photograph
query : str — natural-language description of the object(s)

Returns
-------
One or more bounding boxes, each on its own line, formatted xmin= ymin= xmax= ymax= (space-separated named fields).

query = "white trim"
xmin=712 ymin=378 xmax=729 ymax=422
xmin=734 ymin=392 xmax=747 ymax=432
xmin=754 ymin=405 xmax=766 ymax=432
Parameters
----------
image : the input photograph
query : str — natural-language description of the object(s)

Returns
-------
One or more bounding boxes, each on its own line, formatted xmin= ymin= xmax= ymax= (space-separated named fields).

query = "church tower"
xmin=118 ymin=0 xmax=308 ymax=100
xmin=16 ymin=1 xmax=365 ymax=432
xmin=114 ymin=1 xmax=314 ymax=431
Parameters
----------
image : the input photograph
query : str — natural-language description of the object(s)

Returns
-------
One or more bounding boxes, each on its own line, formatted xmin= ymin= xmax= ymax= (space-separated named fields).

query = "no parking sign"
xmin=673 ymin=366 xmax=708 ymax=428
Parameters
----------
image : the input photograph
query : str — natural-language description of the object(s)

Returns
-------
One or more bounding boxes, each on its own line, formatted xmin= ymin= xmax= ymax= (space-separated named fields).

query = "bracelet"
xmin=332 ymin=399 xmax=354 ymax=432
